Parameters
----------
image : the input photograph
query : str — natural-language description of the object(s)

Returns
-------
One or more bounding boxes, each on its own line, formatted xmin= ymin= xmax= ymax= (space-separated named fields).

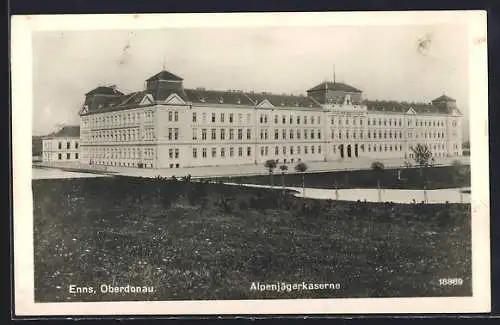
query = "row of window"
xmin=258 ymin=145 xmax=323 ymax=157
xmin=86 ymin=128 xmax=157 ymax=142
xmin=83 ymin=110 xmax=154 ymax=128
xmin=194 ymin=128 xmax=252 ymax=141
xmin=84 ymin=109 xmax=458 ymax=131
xmin=193 ymin=112 xmax=252 ymax=124
xmin=86 ymin=147 xmax=156 ymax=159
xmin=193 ymin=147 xmax=252 ymax=159
xmin=56 ymin=141 xmax=79 ymax=149
xmin=260 ymin=114 xmax=323 ymax=125
xmin=330 ymin=130 xmax=448 ymax=140
xmin=56 ymin=153 xmax=78 ymax=160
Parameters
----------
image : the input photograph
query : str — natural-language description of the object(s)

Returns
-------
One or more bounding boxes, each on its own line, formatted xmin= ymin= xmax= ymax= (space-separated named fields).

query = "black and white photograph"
xmin=12 ymin=11 xmax=490 ymax=316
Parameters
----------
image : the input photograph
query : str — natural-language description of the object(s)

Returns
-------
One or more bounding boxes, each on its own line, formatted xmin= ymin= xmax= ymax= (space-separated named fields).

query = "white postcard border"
xmin=12 ymin=11 xmax=490 ymax=316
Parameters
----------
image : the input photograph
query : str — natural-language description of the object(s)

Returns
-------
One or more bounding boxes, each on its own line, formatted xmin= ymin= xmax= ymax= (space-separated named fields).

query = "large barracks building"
xmin=78 ymin=69 xmax=463 ymax=169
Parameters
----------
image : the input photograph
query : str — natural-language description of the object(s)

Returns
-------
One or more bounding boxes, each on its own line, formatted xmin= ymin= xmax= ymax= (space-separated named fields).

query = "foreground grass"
xmin=211 ymin=165 xmax=471 ymax=190
xmin=33 ymin=176 xmax=471 ymax=302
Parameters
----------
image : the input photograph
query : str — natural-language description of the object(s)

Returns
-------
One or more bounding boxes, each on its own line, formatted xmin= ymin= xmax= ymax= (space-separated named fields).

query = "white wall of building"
xmin=79 ymin=99 xmax=463 ymax=169
xmin=42 ymin=137 xmax=80 ymax=162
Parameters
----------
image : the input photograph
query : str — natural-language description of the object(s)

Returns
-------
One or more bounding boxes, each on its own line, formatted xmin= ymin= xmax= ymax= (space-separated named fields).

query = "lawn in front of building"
xmin=33 ymin=176 xmax=471 ymax=302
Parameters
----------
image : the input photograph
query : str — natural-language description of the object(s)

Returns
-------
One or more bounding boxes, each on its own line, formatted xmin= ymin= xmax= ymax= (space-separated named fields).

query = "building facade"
xmin=78 ymin=70 xmax=463 ymax=169
xmin=42 ymin=126 xmax=80 ymax=162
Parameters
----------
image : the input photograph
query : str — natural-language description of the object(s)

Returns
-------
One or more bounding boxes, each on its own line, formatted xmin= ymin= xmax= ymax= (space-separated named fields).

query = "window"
xmin=58 ymin=153 xmax=62 ymax=160
xmin=174 ymin=111 xmax=178 ymax=122
xmin=297 ymin=146 xmax=301 ymax=154
xmin=311 ymin=116 xmax=315 ymax=124
xmin=290 ymin=129 xmax=294 ymax=139
xmin=229 ymin=113 xmax=234 ymax=123
xmin=282 ymin=115 xmax=286 ymax=124
xmin=221 ymin=148 xmax=225 ymax=157
xmin=193 ymin=148 xmax=197 ymax=158
xmin=67 ymin=142 xmax=71 ymax=149
xmin=290 ymin=116 xmax=293 ymax=124
xmin=261 ymin=147 xmax=265 ymax=156
xmin=202 ymin=129 xmax=207 ymax=140
xmin=247 ymin=113 xmax=251 ymax=123
xmin=221 ymin=129 xmax=226 ymax=140
xmin=297 ymin=130 xmax=301 ymax=139
xmin=168 ymin=128 xmax=173 ymax=140
xmin=230 ymin=147 xmax=234 ymax=157
xmin=318 ymin=130 xmax=321 ymax=139
xmin=168 ymin=111 xmax=173 ymax=121
xmin=275 ymin=147 xmax=279 ymax=155
xmin=260 ymin=115 xmax=264 ymax=123
xmin=75 ymin=153 xmax=79 ymax=159
xmin=297 ymin=116 xmax=300 ymax=124
xmin=202 ymin=148 xmax=207 ymax=158
xmin=211 ymin=147 xmax=216 ymax=158
xmin=229 ymin=129 xmax=234 ymax=140
xmin=318 ymin=146 xmax=321 ymax=154
xmin=66 ymin=153 xmax=71 ymax=160
xmin=238 ymin=147 xmax=243 ymax=157
xmin=303 ymin=116 xmax=307 ymax=124
xmin=247 ymin=147 xmax=251 ymax=156
xmin=283 ymin=146 xmax=287 ymax=155
xmin=75 ymin=142 xmax=79 ymax=149
xmin=274 ymin=115 xmax=278 ymax=124
xmin=202 ymin=113 xmax=207 ymax=123
xmin=290 ymin=146 xmax=294 ymax=155
xmin=169 ymin=149 xmax=173 ymax=159
xmin=238 ymin=113 xmax=243 ymax=123
xmin=282 ymin=129 xmax=286 ymax=140
xmin=274 ymin=129 xmax=279 ymax=140
xmin=192 ymin=129 xmax=198 ymax=140
xmin=304 ymin=131 xmax=308 ymax=139
xmin=175 ymin=149 xmax=179 ymax=159
xmin=247 ymin=129 xmax=251 ymax=140
xmin=238 ymin=129 xmax=243 ymax=140
xmin=174 ymin=128 xmax=178 ymax=140
xmin=211 ymin=128 xmax=216 ymax=140
xmin=304 ymin=146 xmax=308 ymax=154
xmin=211 ymin=113 xmax=216 ymax=123
xmin=311 ymin=130 xmax=315 ymax=139
xmin=221 ymin=113 xmax=225 ymax=123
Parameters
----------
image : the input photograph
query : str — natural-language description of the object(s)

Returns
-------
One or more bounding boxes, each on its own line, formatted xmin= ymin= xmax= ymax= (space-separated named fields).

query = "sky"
xmin=32 ymin=24 xmax=469 ymax=136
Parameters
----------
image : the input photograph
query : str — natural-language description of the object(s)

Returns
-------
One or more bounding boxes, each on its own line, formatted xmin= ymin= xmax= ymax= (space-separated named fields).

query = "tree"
xmin=279 ymin=165 xmax=288 ymax=194
xmin=294 ymin=162 xmax=308 ymax=197
xmin=264 ymin=159 xmax=277 ymax=189
xmin=371 ymin=161 xmax=385 ymax=202
xmin=411 ymin=144 xmax=433 ymax=203
xmin=451 ymin=159 xmax=469 ymax=203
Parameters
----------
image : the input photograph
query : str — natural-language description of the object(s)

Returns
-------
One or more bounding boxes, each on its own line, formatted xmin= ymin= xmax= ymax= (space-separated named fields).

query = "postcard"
xmin=12 ymin=10 xmax=490 ymax=316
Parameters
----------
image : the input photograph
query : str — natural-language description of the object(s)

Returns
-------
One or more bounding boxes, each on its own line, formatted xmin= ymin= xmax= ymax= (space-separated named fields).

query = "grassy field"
xmin=211 ymin=165 xmax=471 ymax=190
xmin=33 ymin=176 xmax=471 ymax=302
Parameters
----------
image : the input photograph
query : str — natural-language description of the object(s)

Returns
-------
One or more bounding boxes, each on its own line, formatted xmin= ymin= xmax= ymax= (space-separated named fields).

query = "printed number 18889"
xmin=439 ymin=278 xmax=463 ymax=286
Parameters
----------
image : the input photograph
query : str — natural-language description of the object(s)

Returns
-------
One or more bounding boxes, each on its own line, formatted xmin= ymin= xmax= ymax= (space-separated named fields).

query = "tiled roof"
xmin=85 ymin=86 xmax=124 ymax=96
xmin=146 ymin=70 xmax=183 ymax=82
xmin=432 ymin=94 xmax=456 ymax=102
xmin=307 ymin=81 xmax=362 ymax=93
xmin=44 ymin=126 xmax=80 ymax=139
xmin=245 ymin=92 xmax=323 ymax=109
xmin=365 ymin=100 xmax=451 ymax=114
xmin=185 ymin=89 xmax=254 ymax=106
